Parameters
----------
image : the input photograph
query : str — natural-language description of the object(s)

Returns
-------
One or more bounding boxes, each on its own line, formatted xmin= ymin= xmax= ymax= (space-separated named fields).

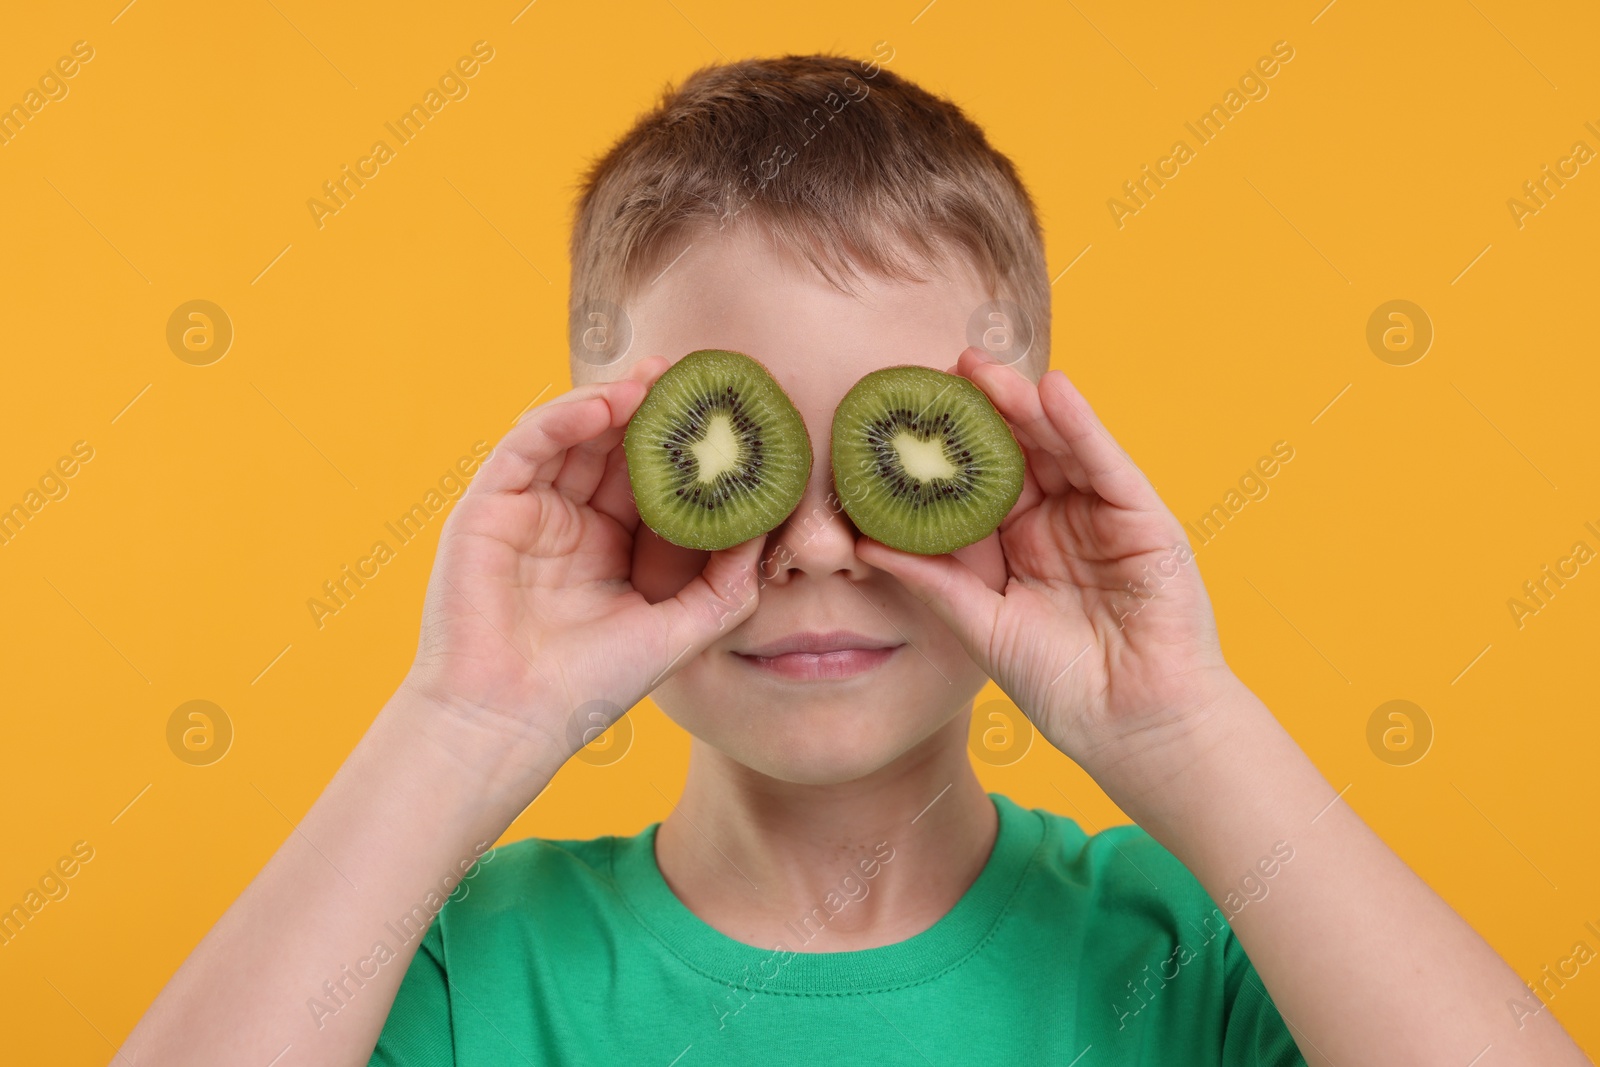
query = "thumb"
xmin=651 ymin=533 xmax=768 ymax=684
xmin=854 ymin=536 xmax=1002 ymax=659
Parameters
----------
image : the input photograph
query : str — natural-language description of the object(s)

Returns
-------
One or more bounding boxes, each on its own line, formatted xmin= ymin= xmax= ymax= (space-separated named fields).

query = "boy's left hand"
xmin=854 ymin=347 xmax=1240 ymax=774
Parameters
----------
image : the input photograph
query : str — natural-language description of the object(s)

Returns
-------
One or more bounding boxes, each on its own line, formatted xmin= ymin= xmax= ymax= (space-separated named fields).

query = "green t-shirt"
xmin=370 ymin=793 xmax=1306 ymax=1065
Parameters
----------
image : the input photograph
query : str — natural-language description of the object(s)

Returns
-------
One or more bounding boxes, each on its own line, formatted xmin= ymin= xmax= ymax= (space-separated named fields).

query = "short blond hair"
xmin=567 ymin=52 xmax=1049 ymax=381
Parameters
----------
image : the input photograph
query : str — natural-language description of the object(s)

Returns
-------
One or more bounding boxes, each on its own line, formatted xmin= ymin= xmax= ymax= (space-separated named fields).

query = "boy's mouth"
xmin=733 ymin=631 xmax=903 ymax=681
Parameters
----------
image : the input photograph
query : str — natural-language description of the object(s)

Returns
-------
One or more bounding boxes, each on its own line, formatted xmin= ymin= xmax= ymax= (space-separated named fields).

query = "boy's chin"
xmin=663 ymin=695 xmax=971 ymax=787
xmin=713 ymin=742 xmax=934 ymax=793
xmin=723 ymin=744 xmax=919 ymax=787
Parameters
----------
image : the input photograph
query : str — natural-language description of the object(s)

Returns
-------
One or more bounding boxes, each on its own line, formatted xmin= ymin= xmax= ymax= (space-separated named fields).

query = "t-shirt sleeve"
xmin=1220 ymin=926 xmax=1309 ymax=1067
xmin=368 ymin=919 xmax=456 ymax=1066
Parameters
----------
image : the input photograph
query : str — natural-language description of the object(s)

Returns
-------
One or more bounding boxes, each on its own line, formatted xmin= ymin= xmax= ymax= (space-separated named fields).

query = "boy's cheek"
xmin=631 ymin=529 xmax=711 ymax=604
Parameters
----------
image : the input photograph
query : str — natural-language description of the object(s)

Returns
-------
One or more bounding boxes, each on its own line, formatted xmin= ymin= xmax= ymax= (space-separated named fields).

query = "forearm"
xmin=1093 ymin=676 xmax=1588 ymax=1067
xmin=119 ymin=686 xmax=559 ymax=1067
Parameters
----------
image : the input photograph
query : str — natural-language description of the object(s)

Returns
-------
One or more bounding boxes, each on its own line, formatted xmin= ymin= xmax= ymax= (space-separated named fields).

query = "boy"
xmin=123 ymin=54 xmax=1588 ymax=1065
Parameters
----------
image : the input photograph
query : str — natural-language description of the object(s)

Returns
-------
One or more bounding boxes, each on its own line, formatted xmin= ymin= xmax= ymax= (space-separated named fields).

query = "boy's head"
xmin=568 ymin=54 xmax=1050 ymax=785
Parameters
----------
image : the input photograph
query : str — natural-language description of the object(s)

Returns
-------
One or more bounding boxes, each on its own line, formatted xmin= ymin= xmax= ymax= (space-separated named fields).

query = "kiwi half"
xmin=624 ymin=349 xmax=812 ymax=551
xmin=831 ymin=365 xmax=1023 ymax=555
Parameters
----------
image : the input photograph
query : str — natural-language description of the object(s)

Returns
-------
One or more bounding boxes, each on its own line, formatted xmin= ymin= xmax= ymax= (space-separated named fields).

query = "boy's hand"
xmin=399 ymin=355 xmax=766 ymax=780
xmin=855 ymin=347 xmax=1238 ymax=778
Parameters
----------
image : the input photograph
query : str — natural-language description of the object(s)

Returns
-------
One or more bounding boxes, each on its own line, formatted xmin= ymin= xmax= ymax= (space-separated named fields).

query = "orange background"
xmin=2 ymin=0 xmax=1596 ymax=1060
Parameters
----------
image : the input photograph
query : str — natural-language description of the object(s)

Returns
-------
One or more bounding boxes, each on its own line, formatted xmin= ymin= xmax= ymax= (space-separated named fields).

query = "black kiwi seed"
xmin=830 ymin=365 xmax=1023 ymax=555
xmin=624 ymin=349 xmax=812 ymax=551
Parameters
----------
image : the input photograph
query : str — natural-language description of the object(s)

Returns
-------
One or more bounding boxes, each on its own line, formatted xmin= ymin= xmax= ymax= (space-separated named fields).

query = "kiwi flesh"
xmin=624 ymin=349 xmax=812 ymax=551
xmin=831 ymin=365 xmax=1023 ymax=555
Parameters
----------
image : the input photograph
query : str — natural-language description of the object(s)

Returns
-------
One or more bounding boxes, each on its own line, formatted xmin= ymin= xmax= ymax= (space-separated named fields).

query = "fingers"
xmin=550 ymin=357 xmax=667 ymax=503
xmin=650 ymin=534 xmax=769 ymax=685
xmin=955 ymin=348 xmax=1088 ymax=489
xmin=472 ymin=358 xmax=666 ymax=497
xmin=853 ymin=536 xmax=1003 ymax=658
xmin=550 ymin=422 xmax=626 ymax=503
xmin=955 ymin=347 xmax=1157 ymax=512
xmin=1036 ymin=368 xmax=1159 ymax=510
xmin=999 ymin=444 xmax=1047 ymax=532
xmin=472 ymin=385 xmax=619 ymax=495
xmin=588 ymin=437 xmax=642 ymax=533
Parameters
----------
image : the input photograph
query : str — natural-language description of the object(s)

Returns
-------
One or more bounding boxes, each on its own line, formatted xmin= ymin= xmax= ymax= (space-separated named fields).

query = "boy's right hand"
xmin=397 ymin=354 xmax=766 ymax=781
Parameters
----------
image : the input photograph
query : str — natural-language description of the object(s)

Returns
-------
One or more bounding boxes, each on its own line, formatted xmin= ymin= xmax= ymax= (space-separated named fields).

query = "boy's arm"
xmin=858 ymin=350 xmax=1590 ymax=1066
xmin=117 ymin=689 xmax=561 ymax=1067
xmin=118 ymin=363 xmax=767 ymax=1066
xmin=1095 ymin=675 xmax=1588 ymax=1066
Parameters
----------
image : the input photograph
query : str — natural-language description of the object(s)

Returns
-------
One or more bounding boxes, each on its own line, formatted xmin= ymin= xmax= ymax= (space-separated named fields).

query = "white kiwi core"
xmin=691 ymin=414 xmax=743 ymax=483
xmin=892 ymin=431 xmax=956 ymax=482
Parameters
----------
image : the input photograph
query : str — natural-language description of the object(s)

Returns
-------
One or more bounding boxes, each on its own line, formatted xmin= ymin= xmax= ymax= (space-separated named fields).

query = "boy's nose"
xmin=760 ymin=461 xmax=871 ymax=584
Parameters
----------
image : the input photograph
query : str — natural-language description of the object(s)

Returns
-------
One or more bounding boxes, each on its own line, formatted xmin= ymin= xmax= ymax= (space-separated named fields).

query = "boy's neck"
xmin=654 ymin=714 xmax=999 ymax=952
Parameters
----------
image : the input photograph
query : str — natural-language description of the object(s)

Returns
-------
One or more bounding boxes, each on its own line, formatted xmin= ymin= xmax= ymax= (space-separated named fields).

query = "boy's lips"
xmin=736 ymin=631 xmax=901 ymax=657
xmin=733 ymin=631 xmax=904 ymax=681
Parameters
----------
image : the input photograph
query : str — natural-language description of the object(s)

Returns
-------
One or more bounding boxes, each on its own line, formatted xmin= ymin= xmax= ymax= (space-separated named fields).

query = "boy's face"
xmin=622 ymin=224 xmax=1014 ymax=786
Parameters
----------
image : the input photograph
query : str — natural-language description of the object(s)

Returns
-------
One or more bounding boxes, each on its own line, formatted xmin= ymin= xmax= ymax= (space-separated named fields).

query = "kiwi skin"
xmin=624 ymin=349 xmax=813 ymax=552
xmin=831 ymin=365 xmax=1024 ymax=556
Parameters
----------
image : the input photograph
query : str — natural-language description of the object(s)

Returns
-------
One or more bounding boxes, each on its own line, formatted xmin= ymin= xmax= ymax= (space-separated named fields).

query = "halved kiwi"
xmin=831 ymin=365 xmax=1023 ymax=555
xmin=624 ymin=349 xmax=812 ymax=551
